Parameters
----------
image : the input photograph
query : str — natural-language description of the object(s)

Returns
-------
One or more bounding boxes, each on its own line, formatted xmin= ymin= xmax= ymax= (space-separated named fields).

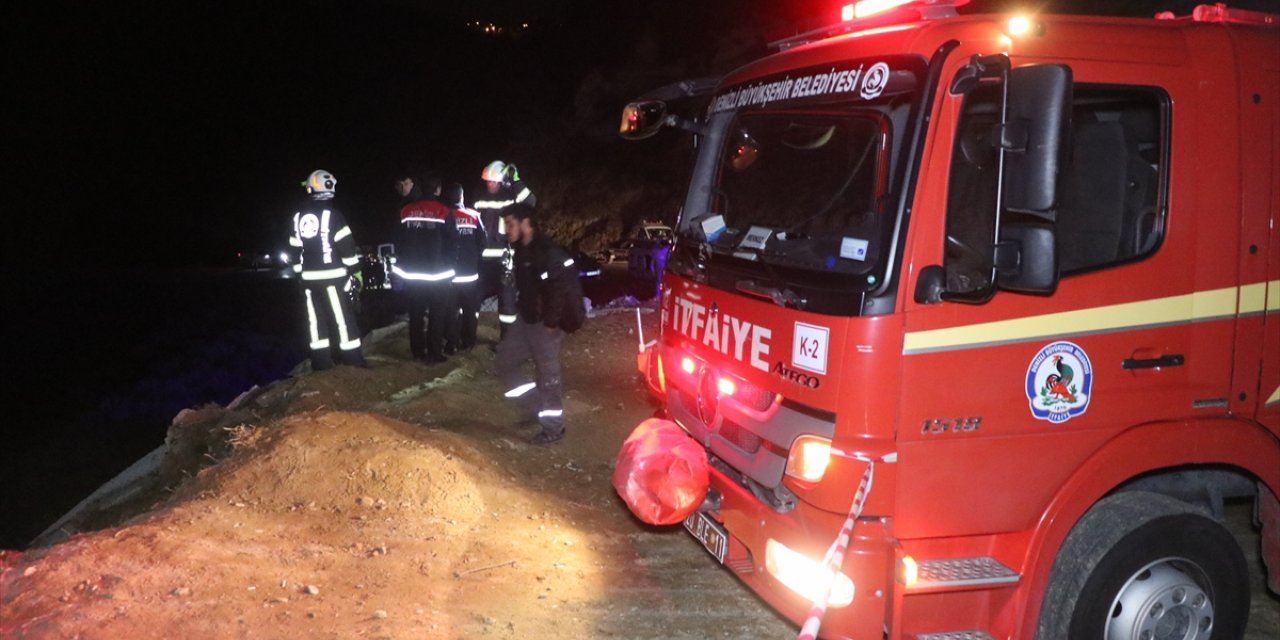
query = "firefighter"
xmin=444 ymin=182 xmax=486 ymax=352
xmin=473 ymin=160 xmax=537 ymax=340
xmin=289 ymin=169 xmax=367 ymax=370
xmin=496 ymin=203 xmax=576 ymax=445
xmin=393 ymin=173 xmax=458 ymax=363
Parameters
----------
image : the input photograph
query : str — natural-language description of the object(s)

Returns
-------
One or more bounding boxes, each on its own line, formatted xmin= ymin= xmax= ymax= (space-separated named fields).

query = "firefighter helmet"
xmin=305 ymin=170 xmax=337 ymax=194
xmin=481 ymin=160 xmax=507 ymax=183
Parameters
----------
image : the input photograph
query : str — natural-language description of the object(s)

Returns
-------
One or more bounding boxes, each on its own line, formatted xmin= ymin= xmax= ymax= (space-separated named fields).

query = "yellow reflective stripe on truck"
xmin=903 ymin=280 xmax=1280 ymax=356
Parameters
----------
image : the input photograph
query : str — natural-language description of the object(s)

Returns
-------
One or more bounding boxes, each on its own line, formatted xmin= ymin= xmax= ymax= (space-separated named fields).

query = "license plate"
xmin=683 ymin=512 xmax=728 ymax=563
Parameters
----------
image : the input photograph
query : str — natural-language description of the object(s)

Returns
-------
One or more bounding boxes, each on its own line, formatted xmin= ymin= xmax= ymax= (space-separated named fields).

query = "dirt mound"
xmin=1 ymin=314 xmax=819 ymax=639
xmin=189 ymin=412 xmax=487 ymax=527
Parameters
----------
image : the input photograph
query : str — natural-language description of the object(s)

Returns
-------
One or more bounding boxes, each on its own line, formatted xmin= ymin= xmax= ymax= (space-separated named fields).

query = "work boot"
xmin=530 ymin=429 xmax=564 ymax=445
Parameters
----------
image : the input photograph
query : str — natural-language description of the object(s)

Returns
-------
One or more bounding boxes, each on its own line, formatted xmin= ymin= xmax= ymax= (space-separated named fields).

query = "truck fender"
xmin=1013 ymin=417 xmax=1280 ymax=639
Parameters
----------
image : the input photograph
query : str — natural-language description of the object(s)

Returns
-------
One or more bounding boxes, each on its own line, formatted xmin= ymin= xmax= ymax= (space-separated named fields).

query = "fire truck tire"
xmin=1035 ymin=491 xmax=1250 ymax=640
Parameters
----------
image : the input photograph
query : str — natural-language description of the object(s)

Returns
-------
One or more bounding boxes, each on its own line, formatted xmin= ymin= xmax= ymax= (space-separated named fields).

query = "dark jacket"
xmin=512 ymin=231 xmax=577 ymax=328
xmin=290 ymin=195 xmax=360 ymax=282
xmin=453 ymin=206 xmax=486 ymax=283
xmin=394 ymin=197 xmax=458 ymax=282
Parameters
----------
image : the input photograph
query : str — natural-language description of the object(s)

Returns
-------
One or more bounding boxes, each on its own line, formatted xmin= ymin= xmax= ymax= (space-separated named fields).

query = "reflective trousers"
xmin=497 ymin=269 xmax=518 ymax=340
xmin=449 ymin=279 xmax=480 ymax=351
xmin=497 ymin=320 xmax=564 ymax=433
xmin=302 ymin=279 xmax=365 ymax=370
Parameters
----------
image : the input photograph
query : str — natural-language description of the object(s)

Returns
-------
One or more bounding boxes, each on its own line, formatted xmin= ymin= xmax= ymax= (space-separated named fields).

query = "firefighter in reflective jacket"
xmin=394 ymin=178 xmax=458 ymax=363
xmin=290 ymin=169 xmax=366 ymax=370
xmin=444 ymin=182 xmax=486 ymax=352
xmin=473 ymin=160 xmax=536 ymax=339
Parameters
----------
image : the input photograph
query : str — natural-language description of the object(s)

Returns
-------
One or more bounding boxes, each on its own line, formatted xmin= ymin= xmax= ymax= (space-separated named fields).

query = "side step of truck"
xmin=908 ymin=556 xmax=1019 ymax=590
xmin=915 ymin=632 xmax=995 ymax=640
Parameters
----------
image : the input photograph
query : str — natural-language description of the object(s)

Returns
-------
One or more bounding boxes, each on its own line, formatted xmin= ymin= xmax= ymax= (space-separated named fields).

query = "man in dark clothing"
xmin=443 ymin=183 xmax=486 ymax=352
xmin=290 ymin=169 xmax=366 ymax=370
xmin=393 ymin=171 xmax=422 ymax=205
xmin=393 ymin=174 xmax=458 ymax=363
xmin=473 ymin=160 xmax=536 ymax=340
xmin=495 ymin=203 xmax=577 ymax=445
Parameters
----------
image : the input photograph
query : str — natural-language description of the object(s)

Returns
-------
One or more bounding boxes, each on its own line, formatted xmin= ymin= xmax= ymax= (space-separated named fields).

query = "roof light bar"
xmin=777 ymin=0 xmax=968 ymax=50
xmin=840 ymin=0 xmax=970 ymax=23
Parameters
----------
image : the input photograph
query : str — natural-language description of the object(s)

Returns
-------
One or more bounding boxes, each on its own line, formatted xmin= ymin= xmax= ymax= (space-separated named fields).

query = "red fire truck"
xmin=618 ymin=1 xmax=1279 ymax=638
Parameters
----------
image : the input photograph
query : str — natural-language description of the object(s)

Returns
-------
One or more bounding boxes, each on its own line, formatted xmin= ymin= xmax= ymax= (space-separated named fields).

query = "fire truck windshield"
xmin=670 ymin=53 xmax=927 ymax=315
xmin=712 ymin=111 xmax=886 ymax=268
xmin=671 ymin=106 xmax=906 ymax=315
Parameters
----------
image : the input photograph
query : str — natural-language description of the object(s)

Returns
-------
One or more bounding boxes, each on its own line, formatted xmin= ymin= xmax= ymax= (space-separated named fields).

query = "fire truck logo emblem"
xmin=860 ymin=62 xmax=890 ymax=100
xmin=299 ymin=213 xmax=320 ymax=239
xmin=1026 ymin=341 xmax=1092 ymax=424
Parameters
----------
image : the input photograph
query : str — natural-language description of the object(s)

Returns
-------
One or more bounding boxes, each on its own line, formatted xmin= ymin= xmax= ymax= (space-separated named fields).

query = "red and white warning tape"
xmin=795 ymin=450 xmax=895 ymax=640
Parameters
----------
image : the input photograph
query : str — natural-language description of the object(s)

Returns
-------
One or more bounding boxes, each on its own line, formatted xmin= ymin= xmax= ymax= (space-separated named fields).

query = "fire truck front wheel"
xmin=1035 ymin=491 xmax=1250 ymax=640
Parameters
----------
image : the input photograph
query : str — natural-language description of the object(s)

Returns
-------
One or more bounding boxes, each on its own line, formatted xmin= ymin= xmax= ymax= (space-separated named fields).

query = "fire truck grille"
xmin=717 ymin=419 xmax=761 ymax=453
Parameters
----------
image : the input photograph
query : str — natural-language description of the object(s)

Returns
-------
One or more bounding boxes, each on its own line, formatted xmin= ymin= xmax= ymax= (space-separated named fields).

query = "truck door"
xmin=895 ymin=66 xmax=1239 ymax=537
xmin=1235 ymin=58 xmax=1280 ymax=435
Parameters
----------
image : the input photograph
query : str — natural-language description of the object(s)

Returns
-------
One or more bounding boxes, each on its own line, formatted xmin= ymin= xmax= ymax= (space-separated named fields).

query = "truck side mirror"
xmin=620 ymin=101 xmax=668 ymax=140
xmin=914 ymin=265 xmax=946 ymax=304
xmin=995 ymin=223 xmax=1057 ymax=294
xmin=1001 ymin=65 xmax=1071 ymax=216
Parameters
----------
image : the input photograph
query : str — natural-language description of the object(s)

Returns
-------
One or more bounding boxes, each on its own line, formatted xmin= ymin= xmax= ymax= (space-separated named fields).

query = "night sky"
xmin=5 ymin=0 xmax=798 ymax=268
xmin=7 ymin=0 xmax=1278 ymax=270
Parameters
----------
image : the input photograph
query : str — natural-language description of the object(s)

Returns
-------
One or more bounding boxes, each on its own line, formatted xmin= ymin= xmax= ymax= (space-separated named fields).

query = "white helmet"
xmin=305 ymin=169 xmax=337 ymax=195
xmin=481 ymin=160 xmax=507 ymax=183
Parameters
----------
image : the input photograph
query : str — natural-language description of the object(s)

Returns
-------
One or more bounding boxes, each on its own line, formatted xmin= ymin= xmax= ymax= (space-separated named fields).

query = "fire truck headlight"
xmin=785 ymin=435 xmax=832 ymax=483
xmin=765 ymin=539 xmax=855 ymax=607
xmin=1005 ymin=14 xmax=1043 ymax=37
xmin=899 ymin=555 xmax=919 ymax=587
xmin=716 ymin=377 xmax=736 ymax=397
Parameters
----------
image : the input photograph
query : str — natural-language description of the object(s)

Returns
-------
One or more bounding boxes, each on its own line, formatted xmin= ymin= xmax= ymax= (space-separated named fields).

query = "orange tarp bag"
xmin=612 ymin=418 xmax=709 ymax=525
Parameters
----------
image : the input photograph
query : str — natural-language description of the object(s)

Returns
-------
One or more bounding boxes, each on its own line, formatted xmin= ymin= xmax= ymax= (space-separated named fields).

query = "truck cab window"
xmin=943 ymin=85 xmax=1000 ymax=293
xmin=1056 ymin=87 xmax=1166 ymax=273
xmin=944 ymin=84 xmax=1167 ymax=290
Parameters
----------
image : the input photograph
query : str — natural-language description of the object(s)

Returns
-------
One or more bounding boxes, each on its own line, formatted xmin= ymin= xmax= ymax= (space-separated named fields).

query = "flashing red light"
xmin=842 ymin=0 xmax=968 ymax=21
xmin=717 ymin=377 xmax=737 ymax=397
xmin=681 ymin=356 xmax=697 ymax=375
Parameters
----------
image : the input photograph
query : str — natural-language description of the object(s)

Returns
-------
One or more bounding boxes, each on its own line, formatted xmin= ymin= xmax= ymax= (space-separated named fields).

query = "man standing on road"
xmin=473 ymin=160 xmax=536 ymax=341
xmin=290 ymin=169 xmax=367 ymax=370
xmin=393 ymin=173 xmax=458 ymax=363
xmin=496 ymin=203 xmax=577 ymax=445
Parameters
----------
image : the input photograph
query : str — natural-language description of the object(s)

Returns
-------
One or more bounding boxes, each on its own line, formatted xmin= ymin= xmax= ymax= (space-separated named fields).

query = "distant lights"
xmin=466 ymin=20 xmax=532 ymax=34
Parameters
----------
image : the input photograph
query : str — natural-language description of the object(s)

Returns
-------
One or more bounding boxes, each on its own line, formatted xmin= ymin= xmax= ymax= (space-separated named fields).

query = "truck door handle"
xmin=1121 ymin=353 xmax=1184 ymax=369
